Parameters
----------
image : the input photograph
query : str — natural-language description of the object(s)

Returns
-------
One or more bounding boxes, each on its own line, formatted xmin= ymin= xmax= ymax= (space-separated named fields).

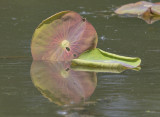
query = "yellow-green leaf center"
xmin=61 ymin=40 xmax=70 ymax=50
xmin=60 ymin=70 xmax=69 ymax=78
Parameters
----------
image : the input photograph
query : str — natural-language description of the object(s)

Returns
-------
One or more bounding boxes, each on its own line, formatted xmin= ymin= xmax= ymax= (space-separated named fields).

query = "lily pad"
xmin=71 ymin=65 xmax=126 ymax=73
xmin=151 ymin=5 xmax=160 ymax=16
xmin=155 ymin=2 xmax=160 ymax=5
xmin=31 ymin=11 xmax=98 ymax=61
xmin=30 ymin=61 xmax=97 ymax=105
xmin=115 ymin=1 xmax=160 ymax=16
xmin=71 ymin=48 xmax=141 ymax=70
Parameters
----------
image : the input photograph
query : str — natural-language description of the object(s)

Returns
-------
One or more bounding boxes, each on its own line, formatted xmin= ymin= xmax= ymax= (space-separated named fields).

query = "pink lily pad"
xmin=115 ymin=1 xmax=160 ymax=16
xmin=31 ymin=11 xmax=98 ymax=61
xmin=155 ymin=2 xmax=160 ymax=5
xmin=30 ymin=61 xmax=97 ymax=105
xmin=151 ymin=5 xmax=160 ymax=16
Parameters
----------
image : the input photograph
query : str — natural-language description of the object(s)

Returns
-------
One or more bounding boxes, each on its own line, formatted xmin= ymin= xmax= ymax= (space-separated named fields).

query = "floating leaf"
xmin=71 ymin=48 xmax=141 ymax=70
xmin=151 ymin=5 xmax=160 ymax=16
xmin=115 ymin=1 xmax=153 ymax=16
xmin=30 ymin=61 xmax=97 ymax=105
xmin=115 ymin=1 xmax=160 ymax=16
xmin=155 ymin=2 xmax=160 ymax=5
xmin=31 ymin=11 xmax=98 ymax=61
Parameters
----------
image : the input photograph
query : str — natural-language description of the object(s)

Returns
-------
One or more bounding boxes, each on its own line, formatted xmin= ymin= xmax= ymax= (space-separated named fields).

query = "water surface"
xmin=0 ymin=0 xmax=160 ymax=117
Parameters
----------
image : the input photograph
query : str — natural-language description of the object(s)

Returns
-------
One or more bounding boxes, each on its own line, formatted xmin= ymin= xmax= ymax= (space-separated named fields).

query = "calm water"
xmin=0 ymin=0 xmax=160 ymax=117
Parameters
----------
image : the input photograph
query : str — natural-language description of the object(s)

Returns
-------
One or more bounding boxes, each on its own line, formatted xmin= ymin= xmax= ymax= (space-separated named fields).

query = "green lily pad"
xmin=71 ymin=48 xmax=141 ymax=70
xmin=115 ymin=1 xmax=160 ymax=16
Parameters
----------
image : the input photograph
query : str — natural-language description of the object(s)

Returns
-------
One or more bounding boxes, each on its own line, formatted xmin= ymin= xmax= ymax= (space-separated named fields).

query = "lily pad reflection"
xmin=139 ymin=15 xmax=160 ymax=24
xmin=30 ymin=61 xmax=97 ymax=106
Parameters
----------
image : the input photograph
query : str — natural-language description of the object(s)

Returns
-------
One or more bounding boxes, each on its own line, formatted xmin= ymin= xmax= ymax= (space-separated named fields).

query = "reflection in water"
xmin=139 ymin=15 xmax=160 ymax=24
xmin=30 ymin=60 xmax=127 ymax=107
xmin=71 ymin=64 xmax=126 ymax=73
xmin=30 ymin=61 xmax=97 ymax=106
xmin=30 ymin=61 xmax=128 ymax=116
xmin=118 ymin=15 xmax=160 ymax=24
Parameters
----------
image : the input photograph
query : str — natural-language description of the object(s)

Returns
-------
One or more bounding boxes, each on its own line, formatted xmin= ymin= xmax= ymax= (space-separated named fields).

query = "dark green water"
xmin=0 ymin=0 xmax=160 ymax=117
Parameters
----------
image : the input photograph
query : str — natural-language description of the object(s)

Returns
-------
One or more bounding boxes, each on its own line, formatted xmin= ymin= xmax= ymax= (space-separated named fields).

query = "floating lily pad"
xmin=31 ymin=11 xmax=98 ymax=61
xmin=71 ymin=48 xmax=141 ymax=70
xmin=115 ymin=1 xmax=160 ymax=16
xmin=151 ymin=5 xmax=160 ymax=16
xmin=30 ymin=61 xmax=97 ymax=105
xmin=155 ymin=2 xmax=160 ymax=5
